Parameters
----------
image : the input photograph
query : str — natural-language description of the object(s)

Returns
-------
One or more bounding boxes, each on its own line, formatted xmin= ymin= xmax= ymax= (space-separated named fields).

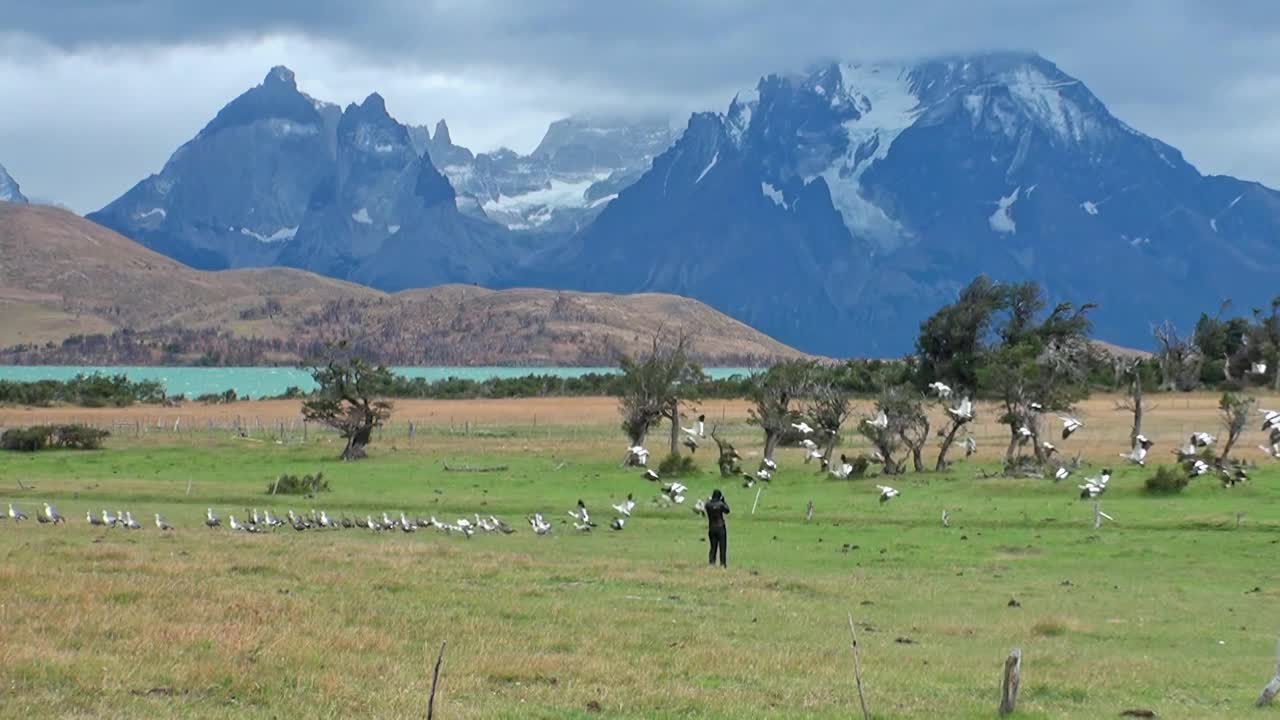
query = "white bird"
xmin=529 ymin=513 xmax=552 ymax=535
xmin=1260 ymin=443 xmax=1280 ymax=460
xmin=642 ymin=469 xmax=660 ymax=482
xmin=319 ymin=511 xmax=333 ymax=529
xmin=205 ymin=508 xmax=220 ymax=529
xmin=123 ymin=512 xmax=141 ymax=530
xmin=1120 ymin=444 xmax=1148 ymax=466
xmin=87 ymin=510 xmax=103 ymax=526
xmin=692 ymin=498 xmax=707 ymax=516
xmin=762 ymin=458 xmax=778 ymax=471
xmin=865 ymin=411 xmax=889 ymax=430
xmin=1079 ymin=469 xmax=1111 ymax=499
xmin=877 ymin=485 xmax=899 ymax=504
xmin=947 ymin=397 xmax=974 ymax=422
xmin=928 ymin=381 xmax=953 ymax=399
xmin=791 ymin=421 xmax=814 ymax=435
xmin=755 ymin=468 xmax=772 ymax=483
xmin=264 ymin=510 xmax=281 ymax=528
xmin=568 ymin=499 xmax=595 ymax=527
xmin=804 ymin=447 xmax=824 ymax=464
xmin=799 ymin=438 xmax=818 ymax=451
xmin=1135 ymin=434 xmax=1155 ymax=449
xmin=627 ymin=445 xmax=650 ymax=466
xmin=611 ymin=494 xmax=636 ymax=517
xmin=962 ymin=435 xmax=977 ymax=457
xmin=1261 ymin=409 xmax=1280 ymax=432
xmin=1188 ymin=459 xmax=1211 ymax=476
xmin=1017 ymin=426 xmax=1033 ymax=440
xmin=1054 ymin=466 xmax=1070 ymax=481
xmin=1029 ymin=402 xmax=1044 ymax=412
xmin=43 ymin=503 xmax=65 ymax=524
xmin=1190 ymin=431 xmax=1215 ymax=447
xmin=609 ymin=517 xmax=625 ymax=531
xmin=155 ymin=513 xmax=173 ymax=530
xmin=1252 ymin=362 xmax=1269 ymax=375
xmin=228 ymin=514 xmax=245 ymax=532
xmin=250 ymin=508 xmax=262 ymax=526
xmin=682 ymin=435 xmax=699 ymax=453
xmin=1058 ymin=415 xmax=1084 ymax=439
xmin=8 ymin=503 xmax=26 ymax=522
xmin=1041 ymin=441 xmax=1058 ymax=456
xmin=1173 ymin=442 xmax=1198 ymax=462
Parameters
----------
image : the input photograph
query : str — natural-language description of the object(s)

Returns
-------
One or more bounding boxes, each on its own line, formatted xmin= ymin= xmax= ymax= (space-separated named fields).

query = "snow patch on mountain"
xmin=239 ymin=226 xmax=298 ymax=243
xmin=989 ymin=187 xmax=1021 ymax=234
xmin=696 ymin=152 xmax=719 ymax=184
xmin=761 ymin=182 xmax=787 ymax=209
xmin=813 ymin=63 xmax=922 ymax=249
xmin=726 ymin=89 xmax=758 ymax=147
xmin=134 ymin=207 xmax=167 ymax=220
xmin=480 ymin=175 xmax=608 ymax=229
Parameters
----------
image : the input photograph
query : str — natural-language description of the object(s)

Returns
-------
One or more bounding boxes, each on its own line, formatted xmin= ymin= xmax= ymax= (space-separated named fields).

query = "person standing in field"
xmin=705 ymin=489 xmax=730 ymax=568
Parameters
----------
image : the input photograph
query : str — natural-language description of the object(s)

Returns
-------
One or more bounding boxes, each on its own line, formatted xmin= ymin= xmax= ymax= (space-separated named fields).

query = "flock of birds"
xmin=5 ymin=401 xmax=1277 ymax=537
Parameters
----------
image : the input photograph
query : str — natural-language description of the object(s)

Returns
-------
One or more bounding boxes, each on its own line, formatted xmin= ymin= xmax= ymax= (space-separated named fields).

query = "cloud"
xmin=2 ymin=0 xmax=1279 ymax=211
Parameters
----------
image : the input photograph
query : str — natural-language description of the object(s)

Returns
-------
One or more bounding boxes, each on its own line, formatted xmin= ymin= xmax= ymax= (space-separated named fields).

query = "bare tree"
xmin=859 ymin=386 xmax=926 ymax=475
xmin=749 ymin=360 xmax=816 ymax=466
xmin=301 ymin=344 xmax=394 ymax=461
xmin=1217 ymin=392 xmax=1256 ymax=463
xmin=616 ymin=329 xmax=703 ymax=462
xmin=1153 ymin=321 xmax=1202 ymax=391
xmin=710 ymin=427 xmax=742 ymax=477
xmin=1112 ymin=358 xmax=1150 ymax=449
xmin=934 ymin=392 xmax=974 ymax=471
xmin=804 ymin=381 xmax=853 ymax=465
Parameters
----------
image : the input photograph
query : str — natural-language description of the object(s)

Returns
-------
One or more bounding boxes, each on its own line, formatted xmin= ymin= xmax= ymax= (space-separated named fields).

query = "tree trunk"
xmin=1004 ymin=426 xmax=1020 ymax=463
xmin=935 ymin=420 xmax=965 ymax=472
xmin=1220 ymin=431 xmax=1239 ymax=465
xmin=1129 ymin=375 xmax=1144 ymax=449
xmin=911 ymin=443 xmax=925 ymax=472
xmin=821 ymin=431 xmax=839 ymax=464
xmin=1274 ymin=364 xmax=1280 ymax=392
xmin=763 ymin=430 xmax=780 ymax=463
xmin=341 ymin=425 xmax=372 ymax=461
xmin=668 ymin=407 xmax=680 ymax=457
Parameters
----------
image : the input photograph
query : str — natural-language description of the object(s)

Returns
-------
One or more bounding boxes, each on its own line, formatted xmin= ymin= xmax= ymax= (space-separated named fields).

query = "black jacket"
xmin=705 ymin=498 xmax=730 ymax=530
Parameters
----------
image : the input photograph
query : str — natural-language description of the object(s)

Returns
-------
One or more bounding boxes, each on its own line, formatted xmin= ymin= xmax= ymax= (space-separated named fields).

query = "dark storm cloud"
xmin=2 ymin=1 xmax=1279 ymax=211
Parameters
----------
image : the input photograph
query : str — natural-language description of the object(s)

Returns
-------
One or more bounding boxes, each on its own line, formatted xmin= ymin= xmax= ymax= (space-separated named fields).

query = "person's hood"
xmin=711 ymin=489 xmax=723 ymax=501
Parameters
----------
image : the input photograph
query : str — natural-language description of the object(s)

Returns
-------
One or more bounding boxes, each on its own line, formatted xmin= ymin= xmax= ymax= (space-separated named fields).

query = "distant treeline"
xmin=0 ymin=374 xmax=167 ymax=407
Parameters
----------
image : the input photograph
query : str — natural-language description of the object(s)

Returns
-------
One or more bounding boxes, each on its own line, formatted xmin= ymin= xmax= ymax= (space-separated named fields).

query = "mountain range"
xmin=70 ymin=54 xmax=1280 ymax=356
xmin=0 ymin=163 xmax=26 ymax=204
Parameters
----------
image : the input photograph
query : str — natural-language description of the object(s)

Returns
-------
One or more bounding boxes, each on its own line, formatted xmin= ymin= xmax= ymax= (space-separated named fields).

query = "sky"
xmin=2 ymin=0 xmax=1279 ymax=213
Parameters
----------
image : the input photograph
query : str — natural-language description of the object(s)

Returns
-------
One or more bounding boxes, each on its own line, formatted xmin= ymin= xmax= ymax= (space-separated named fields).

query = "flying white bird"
xmin=761 ymin=458 xmax=778 ymax=471
xmin=928 ymin=381 xmax=953 ymax=399
xmin=1259 ymin=443 xmax=1280 ymax=460
xmin=1120 ymin=444 xmax=1148 ymax=466
xmin=962 ymin=435 xmax=977 ymax=457
xmin=682 ymin=435 xmax=699 ymax=453
xmin=529 ymin=513 xmax=552 ymax=535
xmin=155 ymin=513 xmax=173 ymax=530
xmin=791 ymin=421 xmax=814 ymax=435
xmin=1252 ymin=362 xmax=1269 ymax=376
xmin=627 ymin=445 xmax=650 ymax=466
xmin=805 ymin=447 xmax=824 ymax=464
xmin=1135 ymin=434 xmax=1155 ymax=449
xmin=877 ymin=485 xmax=899 ymax=504
xmin=1190 ymin=431 xmax=1215 ymax=447
xmin=865 ymin=411 xmax=889 ymax=430
xmin=948 ymin=397 xmax=974 ymax=422
xmin=1058 ymin=415 xmax=1083 ymax=439
xmin=568 ymin=499 xmax=596 ymax=527
xmin=1188 ymin=459 xmax=1211 ymax=476
xmin=1079 ymin=469 xmax=1111 ymax=499
xmin=1261 ymin=409 xmax=1280 ymax=432
xmin=1041 ymin=441 xmax=1058 ymax=456
xmin=1017 ymin=426 xmax=1033 ymax=439
xmin=1029 ymin=402 xmax=1044 ymax=412
xmin=692 ymin=498 xmax=707 ymax=516
xmin=609 ymin=517 xmax=625 ymax=531
xmin=612 ymin=494 xmax=636 ymax=517
xmin=642 ymin=469 xmax=660 ymax=482
xmin=799 ymin=438 xmax=818 ymax=451
xmin=1054 ymin=466 xmax=1070 ymax=481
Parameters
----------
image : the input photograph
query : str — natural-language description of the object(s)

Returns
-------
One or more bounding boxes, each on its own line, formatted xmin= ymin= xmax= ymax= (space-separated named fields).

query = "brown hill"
xmin=0 ymin=204 xmax=804 ymax=366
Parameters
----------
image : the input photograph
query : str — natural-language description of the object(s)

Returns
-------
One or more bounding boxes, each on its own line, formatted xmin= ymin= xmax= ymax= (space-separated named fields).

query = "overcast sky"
xmin=2 ymin=0 xmax=1278 ymax=213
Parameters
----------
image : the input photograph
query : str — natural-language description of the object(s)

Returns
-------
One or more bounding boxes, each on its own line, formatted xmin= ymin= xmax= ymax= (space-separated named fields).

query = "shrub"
xmin=269 ymin=472 xmax=330 ymax=495
xmin=1 ymin=426 xmax=53 ymax=451
xmin=1144 ymin=466 xmax=1190 ymax=494
xmin=657 ymin=452 xmax=699 ymax=477
xmin=0 ymin=424 xmax=109 ymax=451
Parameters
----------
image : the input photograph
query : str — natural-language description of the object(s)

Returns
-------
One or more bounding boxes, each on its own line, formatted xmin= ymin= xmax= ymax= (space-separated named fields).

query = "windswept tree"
xmin=1112 ymin=357 xmax=1149 ymax=449
xmin=616 ymin=329 xmax=703 ymax=461
xmin=301 ymin=344 xmax=394 ymax=461
xmin=858 ymin=386 xmax=926 ymax=475
xmin=934 ymin=393 xmax=975 ymax=472
xmin=749 ymin=360 xmax=815 ymax=466
xmin=1153 ymin=320 xmax=1202 ymax=391
xmin=1217 ymin=392 xmax=1256 ymax=463
xmin=917 ymin=276 xmax=1007 ymax=392
xmin=804 ymin=380 xmax=853 ymax=465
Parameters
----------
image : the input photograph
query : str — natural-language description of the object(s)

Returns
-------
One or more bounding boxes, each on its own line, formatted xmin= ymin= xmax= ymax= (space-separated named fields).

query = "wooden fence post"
xmin=846 ymin=613 xmax=870 ymax=720
xmin=999 ymin=647 xmax=1022 ymax=716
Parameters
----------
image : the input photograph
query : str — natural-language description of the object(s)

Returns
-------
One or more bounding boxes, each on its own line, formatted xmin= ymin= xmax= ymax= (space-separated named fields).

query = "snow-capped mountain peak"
xmin=0 ymin=163 xmax=28 ymax=204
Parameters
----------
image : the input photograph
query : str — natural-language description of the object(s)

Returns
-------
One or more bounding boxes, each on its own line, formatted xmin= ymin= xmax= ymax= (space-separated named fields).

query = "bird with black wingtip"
xmin=704 ymin=489 xmax=730 ymax=568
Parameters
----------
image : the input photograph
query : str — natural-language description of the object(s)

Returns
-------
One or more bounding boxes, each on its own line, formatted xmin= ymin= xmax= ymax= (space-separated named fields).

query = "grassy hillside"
xmin=0 ymin=204 xmax=804 ymax=365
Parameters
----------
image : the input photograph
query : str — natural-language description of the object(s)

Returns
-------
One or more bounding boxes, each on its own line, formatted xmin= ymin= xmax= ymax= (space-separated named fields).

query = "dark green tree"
xmin=301 ymin=344 xmax=394 ymax=460
xmin=749 ymin=360 xmax=816 ymax=465
xmin=616 ymin=330 xmax=704 ymax=459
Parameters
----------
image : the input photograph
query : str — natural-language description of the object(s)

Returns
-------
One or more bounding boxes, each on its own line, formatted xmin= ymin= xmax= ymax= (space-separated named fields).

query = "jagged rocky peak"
xmin=265 ymin=65 xmax=297 ymax=88
xmin=0 ymin=162 xmax=28 ymax=204
xmin=433 ymin=119 xmax=452 ymax=146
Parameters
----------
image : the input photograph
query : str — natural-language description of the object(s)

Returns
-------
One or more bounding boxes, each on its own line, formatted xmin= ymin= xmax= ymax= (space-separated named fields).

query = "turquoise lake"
xmin=0 ymin=366 xmax=759 ymax=399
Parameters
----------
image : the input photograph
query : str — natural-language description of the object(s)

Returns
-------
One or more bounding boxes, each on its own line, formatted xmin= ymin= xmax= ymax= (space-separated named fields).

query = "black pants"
xmin=708 ymin=527 xmax=727 ymax=567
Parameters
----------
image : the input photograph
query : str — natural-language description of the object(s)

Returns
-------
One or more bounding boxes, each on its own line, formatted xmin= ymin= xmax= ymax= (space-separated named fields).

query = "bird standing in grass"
xmin=877 ymin=485 xmax=899 ymax=504
xmin=8 ymin=503 xmax=26 ymax=522
xmin=205 ymin=508 xmax=220 ymax=529
xmin=155 ymin=513 xmax=173 ymax=531
xmin=529 ymin=513 xmax=552 ymax=535
xmin=87 ymin=511 xmax=103 ymax=527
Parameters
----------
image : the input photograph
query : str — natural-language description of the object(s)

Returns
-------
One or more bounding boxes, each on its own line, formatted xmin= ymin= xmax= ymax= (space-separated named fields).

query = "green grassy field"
xmin=2 ymin=425 xmax=1280 ymax=719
